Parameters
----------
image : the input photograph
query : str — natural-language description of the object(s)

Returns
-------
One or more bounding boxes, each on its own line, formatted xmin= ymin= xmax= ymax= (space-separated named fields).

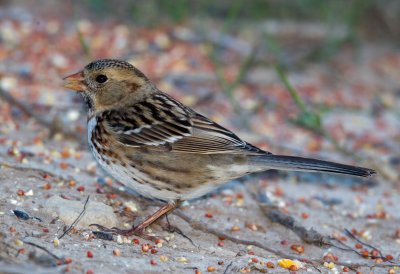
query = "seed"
xmin=18 ymin=248 xmax=26 ymax=254
xmin=266 ymin=262 xmax=274 ymax=268
xmin=53 ymin=238 xmax=60 ymax=247
xmin=207 ymin=266 xmax=216 ymax=272
xmin=355 ymin=243 xmax=363 ymax=249
xmin=251 ymin=258 xmax=258 ymax=263
xmin=87 ymin=251 xmax=93 ymax=258
xmin=231 ymin=225 xmax=240 ymax=232
xmin=64 ymin=258 xmax=72 ymax=264
xmin=17 ymin=189 xmax=25 ymax=196
xmin=160 ymin=255 xmax=168 ymax=262
xmin=342 ymin=266 xmax=349 ymax=272
xmin=15 ymin=239 xmax=23 ymax=246
xmin=9 ymin=226 xmax=16 ymax=233
xmin=195 ymin=270 xmax=201 ymax=274
xmin=280 ymin=240 xmax=288 ymax=246
xmin=290 ymin=244 xmax=305 ymax=254
xmin=205 ymin=213 xmax=213 ymax=218
xmin=132 ymin=238 xmax=140 ymax=244
xmin=86 ymin=270 xmax=94 ymax=274
xmin=371 ymin=249 xmax=379 ymax=258
xmin=218 ymin=261 xmax=224 ymax=265
xmin=301 ymin=213 xmax=309 ymax=219
xmin=76 ymin=186 xmax=85 ymax=192
xmin=142 ymin=244 xmax=150 ymax=252
xmin=151 ymin=248 xmax=158 ymax=254
xmin=42 ymin=183 xmax=52 ymax=190
xmin=177 ymin=257 xmax=187 ymax=263
xmin=150 ymin=259 xmax=157 ymax=265
xmin=217 ymin=241 xmax=224 ymax=247
xmin=113 ymin=249 xmax=121 ymax=256
xmin=68 ymin=180 xmax=76 ymax=187
xmin=43 ymin=228 xmax=49 ymax=233
xmin=385 ymin=254 xmax=394 ymax=261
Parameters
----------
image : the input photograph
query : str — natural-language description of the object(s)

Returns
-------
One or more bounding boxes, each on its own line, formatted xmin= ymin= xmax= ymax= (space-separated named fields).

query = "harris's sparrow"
xmin=63 ymin=59 xmax=375 ymax=236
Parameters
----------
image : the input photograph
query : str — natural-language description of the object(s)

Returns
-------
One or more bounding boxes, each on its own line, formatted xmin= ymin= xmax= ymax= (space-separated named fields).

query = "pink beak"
xmin=63 ymin=71 xmax=86 ymax=92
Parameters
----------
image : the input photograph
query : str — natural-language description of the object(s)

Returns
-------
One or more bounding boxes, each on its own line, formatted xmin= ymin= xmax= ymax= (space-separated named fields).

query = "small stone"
xmin=44 ymin=196 xmax=118 ymax=228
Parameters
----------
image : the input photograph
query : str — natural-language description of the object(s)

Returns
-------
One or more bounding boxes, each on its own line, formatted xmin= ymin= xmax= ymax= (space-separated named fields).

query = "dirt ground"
xmin=0 ymin=3 xmax=400 ymax=274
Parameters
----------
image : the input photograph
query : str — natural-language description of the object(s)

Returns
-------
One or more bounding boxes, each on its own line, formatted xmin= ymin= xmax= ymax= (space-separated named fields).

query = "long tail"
xmin=250 ymin=155 xmax=376 ymax=177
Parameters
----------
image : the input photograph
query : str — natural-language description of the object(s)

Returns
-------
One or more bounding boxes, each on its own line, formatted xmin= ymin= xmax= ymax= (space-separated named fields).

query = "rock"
xmin=44 ymin=196 xmax=118 ymax=228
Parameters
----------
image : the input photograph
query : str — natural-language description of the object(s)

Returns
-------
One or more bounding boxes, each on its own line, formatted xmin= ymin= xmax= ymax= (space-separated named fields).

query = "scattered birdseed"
xmin=53 ymin=238 xmax=59 ymax=247
xmin=15 ymin=239 xmax=23 ymax=246
xmin=87 ymin=251 xmax=93 ymax=258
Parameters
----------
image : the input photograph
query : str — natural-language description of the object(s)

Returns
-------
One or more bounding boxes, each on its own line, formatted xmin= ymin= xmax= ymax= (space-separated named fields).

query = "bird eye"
xmin=95 ymin=74 xmax=108 ymax=83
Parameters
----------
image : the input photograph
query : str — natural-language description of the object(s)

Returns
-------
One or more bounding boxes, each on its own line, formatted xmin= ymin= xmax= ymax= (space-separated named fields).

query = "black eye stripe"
xmin=95 ymin=74 xmax=108 ymax=83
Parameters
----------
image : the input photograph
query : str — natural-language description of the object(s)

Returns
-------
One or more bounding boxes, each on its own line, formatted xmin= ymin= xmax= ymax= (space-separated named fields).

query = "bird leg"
xmin=91 ymin=201 xmax=179 ymax=237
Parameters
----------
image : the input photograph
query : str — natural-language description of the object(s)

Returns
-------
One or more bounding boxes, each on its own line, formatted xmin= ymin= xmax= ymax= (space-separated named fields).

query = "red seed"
xmin=217 ymin=261 xmax=224 ymax=265
xmin=43 ymin=228 xmax=49 ymax=233
xmin=17 ymin=189 xmax=25 ymax=196
xmin=87 ymin=251 xmax=93 ymax=258
xmin=68 ymin=180 xmax=76 ymax=187
xmin=205 ymin=213 xmax=213 ymax=218
xmin=150 ymin=259 xmax=157 ymax=265
xmin=154 ymin=238 xmax=163 ymax=245
xmin=371 ymin=249 xmax=379 ymax=258
xmin=9 ymin=226 xmax=16 ymax=233
xmin=248 ymin=251 xmax=255 ymax=255
xmin=86 ymin=270 xmax=94 ymax=274
xmin=42 ymin=183 xmax=52 ymax=190
xmin=355 ymin=243 xmax=363 ymax=249
xmin=76 ymin=186 xmax=85 ymax=192
xmin=218 ymin=236 xmax=225 ymax=241
xmin=59 ymin=162 xmax=69 ymax=169
xmin=195 ymin=270 xmax=201 ymax=274
xmin=290 ymin=244 xmax=305 ymax=254
xmin=280 ymin=240 xmax=288 ymax=246
xmin=361 ymin=249 xmax=369 ymax=258
xmin=342 ymin=266 xmax=349 ymax=272
xmin=217 ymin=242 xmax=224 ymax=247
xmin=266 ymin=262 xmax=275 ymax=268
xmin=301 ymin=213 xmax=309 ymax=219
xmin=132 ymin=238 xmax=140 ymax=244
xmin=64 ymin=258 xmax=72 ymax=264
xmin=18 ymin=248 xmax=26 ymax=254
xmin=385 ymin=254 xmax=394 ymax=261
xmin=151 ymin=248 xmax=158 ymax=254
xmin=251 ymin=258 xmax=259 ymax=263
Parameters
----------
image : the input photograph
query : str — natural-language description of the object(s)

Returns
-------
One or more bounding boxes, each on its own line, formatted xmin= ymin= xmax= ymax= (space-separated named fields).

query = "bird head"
xmin=63 ymin=59 xmax=151 ymax=114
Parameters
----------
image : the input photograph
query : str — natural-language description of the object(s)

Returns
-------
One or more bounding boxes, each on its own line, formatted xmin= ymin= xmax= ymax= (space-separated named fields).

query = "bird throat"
xmin=81 ymin=93 xmax=94 ymax=115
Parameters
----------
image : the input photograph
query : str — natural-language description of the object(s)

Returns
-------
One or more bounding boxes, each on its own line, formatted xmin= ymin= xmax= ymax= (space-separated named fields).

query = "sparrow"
xmin=63 ymin=59 xmax=376 ymax=236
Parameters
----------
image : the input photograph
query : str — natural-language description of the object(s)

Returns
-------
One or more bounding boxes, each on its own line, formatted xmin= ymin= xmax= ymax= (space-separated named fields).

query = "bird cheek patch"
xmin=98 ymin=86 xmax=125 ymax=106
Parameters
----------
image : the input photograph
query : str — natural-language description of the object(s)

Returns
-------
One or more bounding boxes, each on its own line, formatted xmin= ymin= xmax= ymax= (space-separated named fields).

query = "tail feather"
xmin=251 ymin=155 xmax=376 ymax=178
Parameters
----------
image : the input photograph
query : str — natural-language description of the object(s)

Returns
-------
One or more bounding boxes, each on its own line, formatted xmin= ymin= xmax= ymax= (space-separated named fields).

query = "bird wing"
xmin=105 ymin=94 xmax=267 ymax=155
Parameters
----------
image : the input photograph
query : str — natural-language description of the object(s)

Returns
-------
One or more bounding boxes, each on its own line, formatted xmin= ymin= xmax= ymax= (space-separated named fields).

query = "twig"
xmin=223 ymin=261 xmax=233 ymax=274
xmin=58 ymin=196 xmax=90 ymax=239
xmin=344 ymin=229 xmax=386 ymax=260
xmin=0 ymin=87 xmax=82 ymax=142
xmin=22 ymin=240 xmax=61 ymax=261
xmin=174 ymin=210 xmax=400 ymax=269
